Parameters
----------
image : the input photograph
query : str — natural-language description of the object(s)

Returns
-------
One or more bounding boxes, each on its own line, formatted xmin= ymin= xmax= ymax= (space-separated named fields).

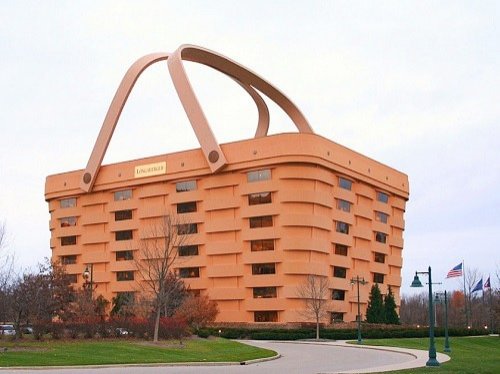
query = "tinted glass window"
xmin=61 ymin=255 xmax=77 ymax=265
xmin=114 ymin=190 xmax=132 ymax=201
xmin=336 ymin=199 xmax=351 ymax=212
xmin=61 ymin=236 xmax=76 ymax=246
xmin=334 ymin=244 xmax=348 ymax=256
xmin=252 ymin=263 xmax=276 ymax=275
xmin=116 ymin=250 xmax=134 ymax=261
xmin=377 ymin=191 xmax=389 ymax=203
xmin=178 ymin=245 xmax=199 ymax=256
xmin=115 ymin=210 xmax=133 ymax=221
xmin=336 ymin=221 xmax=349 ymax=234
xmin=373 ymin=273 xmax=385 ymax=284
xmin=338 ymin=177 xmax=352 ymax=190
xmin=176 ymin=180 xmax=197 ymax=192
xmin=374 ymin=252 xmax=385 ymax=263
xmin=60 ymin=216 xmax=77 ymax=227
xmin=60 ymin=198 xmax=76 ymax=208
xmin=177 ymin=202 xmax=197 ymax=214
xmin=375 ymin=231 xmax=387 ymax=243
xmin=116 ymin=271 xmax=134 ymax=281
xmin=332 ymin=289 xmax=346 ymax=300
xmin=177 ymin=223 xmax=198 ymax=235
xmin=375 ymin=211 xmax=389 ymax=223
xmin=115 ymin=230 xmax=133 ymax=241
xmin=333 ymin=266 xmax=347 ymax=278
xmin=254 ymin=311 xmax=278 ymax=322
xmin=247 ymin=169 xmax=271 ymax=182
xmin=331 ymin=312 xmax=344 ymax=322
xmin=253 ymin=287 xmax=277 ymax=298
xmin=251 ymin=239 xmax=274 ymax=251
xmin=248 ymin=192 xmax=272 ymax=205
xmin=179 ymin=267 xmax=200 ymax=278
xmin=249 ymin=216 xmax=273 ymax=228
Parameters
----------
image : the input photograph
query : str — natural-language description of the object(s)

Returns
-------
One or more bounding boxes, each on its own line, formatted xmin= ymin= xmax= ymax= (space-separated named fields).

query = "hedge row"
xmin=30 ymin=317 xmax=188 ymax=340
xmin=198 ymin=326 xmax=489 ymax=340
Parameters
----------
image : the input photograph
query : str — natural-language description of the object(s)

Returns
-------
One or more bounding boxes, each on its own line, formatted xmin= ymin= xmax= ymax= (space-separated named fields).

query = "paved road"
xmin=2 ymin=340 xmax=450 ymax=374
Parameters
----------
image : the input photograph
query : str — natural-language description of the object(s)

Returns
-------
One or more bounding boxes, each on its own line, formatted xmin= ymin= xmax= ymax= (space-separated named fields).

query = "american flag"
xmin=446 ymin=263 xmax=463 ymax=278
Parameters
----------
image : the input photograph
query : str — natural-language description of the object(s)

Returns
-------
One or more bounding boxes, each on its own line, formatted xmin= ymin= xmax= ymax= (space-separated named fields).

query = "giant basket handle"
xmin=81 ymin=45 xmax=313 ymax=192
xmin=167 ymin=44 xmax=313 ymax=172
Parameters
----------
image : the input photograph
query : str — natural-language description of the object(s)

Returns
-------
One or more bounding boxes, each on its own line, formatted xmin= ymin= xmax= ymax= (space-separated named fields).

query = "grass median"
xmin=360 ymin=336 xmax=499 ymax=374
xmin=0 ymin=337 xmax=276 ymax=367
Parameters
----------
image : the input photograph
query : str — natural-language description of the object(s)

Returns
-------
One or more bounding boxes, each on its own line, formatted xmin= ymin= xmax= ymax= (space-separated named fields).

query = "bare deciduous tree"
xmin=135 ymin=213 xmax=190 ymax=342
xmin=0 ymin=221 xmax=14 ymax=291
xmin=297 ymin=274 xmax=329 ymax=340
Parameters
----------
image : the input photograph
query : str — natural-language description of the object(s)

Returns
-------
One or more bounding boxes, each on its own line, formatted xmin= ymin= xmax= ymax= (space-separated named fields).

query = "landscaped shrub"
xmin=158 ymin=316 xmax=189 ymax=340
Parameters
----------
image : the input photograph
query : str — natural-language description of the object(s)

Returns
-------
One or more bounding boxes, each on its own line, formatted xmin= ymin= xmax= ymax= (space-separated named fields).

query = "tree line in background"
xmin=0 ymin=219 xmax=218 ymax=341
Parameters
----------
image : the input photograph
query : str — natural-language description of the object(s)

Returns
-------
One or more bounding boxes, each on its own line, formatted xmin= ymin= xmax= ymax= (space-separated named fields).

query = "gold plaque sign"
xmin=134 ymin=161 xmax=166 ymax=178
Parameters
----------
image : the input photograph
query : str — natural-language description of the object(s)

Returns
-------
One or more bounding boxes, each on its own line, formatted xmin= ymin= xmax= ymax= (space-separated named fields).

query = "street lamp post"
xmin=410 ymin=266 xmax=440 ymax=367
xmin=350 ymin=276 xmax=367 ymax=344
xmin=83 ymin=264 xmax=95 ymax=300
xmin=444 ymin=290 xmax=451 ymax=353
xmin=435 ymin=291 xmax=451 ymax=353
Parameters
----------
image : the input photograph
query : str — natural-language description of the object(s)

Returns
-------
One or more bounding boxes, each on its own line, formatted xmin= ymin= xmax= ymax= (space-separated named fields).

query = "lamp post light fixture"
xmin=350 ymin=276 xmax=368 ymax=344
xmin=83 ymin=263 xmax=96 ymax=299
xmin=410 ymin=266 xmax=440 ymax=367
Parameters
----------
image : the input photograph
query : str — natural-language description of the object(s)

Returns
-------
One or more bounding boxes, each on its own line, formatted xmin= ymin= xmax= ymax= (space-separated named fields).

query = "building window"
xmin=253 ymin=287 xmax=277 ymax=298
xmin=60 ymin=216 xmax=77 ymax=227
xmin=332 ymin=289 xmax=346 ymax=300
xmin=114 ymin=189 xmax=132 ymax=201
xmin=116 ymin=291 xmax=135 ymax=304
xmin=178 ymin=245 xmax=199 ymax=256
xmin=333 ymin=266 xmax=347 ymax=278
xmin=64 ymin=274 xmax=78 ymax=284
xmin=60 ymin=198 xmax=76 ymax=208
xmin=377 ymin=191 xmax=389 ymax=203
xmin=176 ymin=180 xmax=197 ymax=192
xmin=375 ymin=231 xmax=387 ymax=243
xmin=248 ymin=192 xmax=272 ymax=205
xmin=61 ymin=236 xmax=76 ymax=246
xmin=116 ymin=250 xmax=134 ymax=261
xmin=177 ymin=201 xmax=197 ymax=214
xmin=338 ymin=177 xmax=352 ymax=190
xmin=247 ymin=169 xmax=271 ymax=182
xmin=334 ymin=244 xmax=348 ymax=256
xmin=336 ymin=221 xmax=349 ymax=235
xmin=254 ymin=311 xmax=278 ymax=322
xmin=115 ymin=210 xmax=133 ymax=221
xmin=373 ymin=273 xmax=385 ymax=284
xmin=374 ymin=252 xmax=386 ymax=263
xmin=179 ymin=267 xmax=200 ymax=278
xmin=61 ymin=255 xmax=77 ymax=265
xmin=331 ymin=312 xmax=344 ymax=323
xmin=249 ymin=216 xmax=273 ymax=228
xmin=177 ymin=223 xmax=198 ymax=235
xmin=116 ymin=230 xmax=133 ymax=241
xmin=116 ymin=271 xmax=134 ymax=281
xmin=375 ymin=211 xmax=389 ymax=223
xmin=251 ymin=239 xmax=274 ymax=252
xmin=252 ymin=263 xmax=276 ymax=275
xmin=336 ymin=199 xmax=351 ymax=212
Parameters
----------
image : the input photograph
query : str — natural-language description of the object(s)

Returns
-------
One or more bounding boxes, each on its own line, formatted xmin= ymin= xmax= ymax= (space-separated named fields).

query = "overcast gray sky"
xmin=1 ymin=1 xmax=498 ymax=294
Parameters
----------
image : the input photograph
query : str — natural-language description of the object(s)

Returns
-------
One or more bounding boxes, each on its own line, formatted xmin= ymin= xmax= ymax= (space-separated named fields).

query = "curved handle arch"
xmin=81 ymin=53 xmax=272 ymax=192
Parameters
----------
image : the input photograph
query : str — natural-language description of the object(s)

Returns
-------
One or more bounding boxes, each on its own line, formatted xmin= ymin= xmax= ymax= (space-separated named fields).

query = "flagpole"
xmin=462 ymin=260 xmax=469 ymax=328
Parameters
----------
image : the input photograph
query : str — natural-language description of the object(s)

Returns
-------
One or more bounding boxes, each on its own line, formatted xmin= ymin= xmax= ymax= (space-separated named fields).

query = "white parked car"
xmin=0 ymin=324 xmax=16 ymax=336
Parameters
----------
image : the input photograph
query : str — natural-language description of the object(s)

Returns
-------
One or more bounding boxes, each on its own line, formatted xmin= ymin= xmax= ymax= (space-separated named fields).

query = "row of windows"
xmin=60 ymin=169 xmax=391 ymax=209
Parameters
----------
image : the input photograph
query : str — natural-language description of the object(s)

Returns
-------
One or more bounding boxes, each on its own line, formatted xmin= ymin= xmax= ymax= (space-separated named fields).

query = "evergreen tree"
xmin=384 ymin=286 xmax=400 ymax=325
xmin=366 ymin=283 xmax=385 ymax=323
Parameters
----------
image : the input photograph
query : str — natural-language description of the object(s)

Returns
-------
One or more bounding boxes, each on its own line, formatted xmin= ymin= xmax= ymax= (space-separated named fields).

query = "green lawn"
xmin=360 ymin=336 xmax=499 ymax=374
xmin=0 ymin=338 xmax=276 ymax=367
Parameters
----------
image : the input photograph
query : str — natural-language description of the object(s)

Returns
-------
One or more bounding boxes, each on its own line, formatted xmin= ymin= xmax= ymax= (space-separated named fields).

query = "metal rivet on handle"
xmin=208 ymin=150 xmax=219 ymax=163
xmin=83 ymin=173 xmax=91 ymax=184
